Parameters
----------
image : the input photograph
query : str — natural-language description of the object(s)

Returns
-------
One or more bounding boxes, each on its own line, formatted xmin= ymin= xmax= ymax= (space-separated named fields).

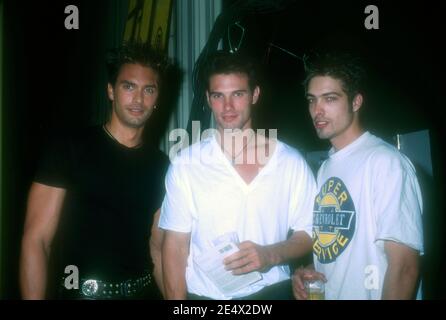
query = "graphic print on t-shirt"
xmin=313 ymin=177 xmax=356 ymax=264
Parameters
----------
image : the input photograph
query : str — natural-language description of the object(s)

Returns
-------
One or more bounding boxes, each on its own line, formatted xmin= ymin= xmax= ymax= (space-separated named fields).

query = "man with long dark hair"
xmin=293 ymin=52 xmax=423 ymax=300
xmin=20 ymin=42 xmax=170 ymax=299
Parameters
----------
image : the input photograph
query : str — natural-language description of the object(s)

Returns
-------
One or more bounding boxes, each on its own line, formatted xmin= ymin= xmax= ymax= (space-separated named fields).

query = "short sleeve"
xmin=373 ymin=151 xmax=424 ymax=254
xmin=289 ymin=156 xmax=317 ymax=238
xmin=34 ymin=136 xmax=70 ymax=188
xmin=158 ymin=161 xmax=194 ymax=233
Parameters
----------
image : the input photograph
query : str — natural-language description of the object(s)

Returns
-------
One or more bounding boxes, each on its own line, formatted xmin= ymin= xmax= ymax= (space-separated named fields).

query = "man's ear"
xmin=107 ymin=83 xmax=114 ymax=101
xmin=206 ymin=91 xmax=211 ymax=107
xmin=252 ymin=86 xmax=260 ymax=105
xmin=352 ymin=93 xmax=363 ymax=112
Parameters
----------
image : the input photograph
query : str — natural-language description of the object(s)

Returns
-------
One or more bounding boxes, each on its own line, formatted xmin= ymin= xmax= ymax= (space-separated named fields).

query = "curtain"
xmin=160 ymin=0 xmax=222 ymax=154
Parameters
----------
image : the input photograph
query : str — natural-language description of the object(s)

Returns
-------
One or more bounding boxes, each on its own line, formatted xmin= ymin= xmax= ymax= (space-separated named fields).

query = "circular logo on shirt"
xmin=313 ymin=177 xmax=356 ymax=264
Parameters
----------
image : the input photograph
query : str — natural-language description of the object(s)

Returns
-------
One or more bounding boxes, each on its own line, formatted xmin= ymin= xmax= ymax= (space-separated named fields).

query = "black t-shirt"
xmin=35 ymin=126 xmax=169 ymax=282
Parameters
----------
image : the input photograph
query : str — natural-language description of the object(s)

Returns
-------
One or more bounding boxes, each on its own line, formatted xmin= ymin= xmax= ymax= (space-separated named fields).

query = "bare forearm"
xmin=20 ymin=239 xmax=48 ymax=299
xmin=20 ymin=183 xmax=65 ymax=299
xmin=382 ymin=241 xmax=420 ymax=299
xmin=265 ymin=231 xmax=313 ymax=266
xmin=162 ymin=233 xmax=189 ymax=300
xmin=162 ymin=253 xmax=187 ymax=299
xmin=150 ymin=213 xmax=165 ymax=298
xmin=151 ymin=250 xmax=165 ymax=297
xmin=382 ymin=265 xmax=419 ymax=299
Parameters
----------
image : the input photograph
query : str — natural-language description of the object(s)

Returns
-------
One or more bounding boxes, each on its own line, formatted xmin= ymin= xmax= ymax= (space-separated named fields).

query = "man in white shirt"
xmin=160 ymin=51 xmax=316 ymax=300
xmin=292 ymin=52 xmax=423 ymax=300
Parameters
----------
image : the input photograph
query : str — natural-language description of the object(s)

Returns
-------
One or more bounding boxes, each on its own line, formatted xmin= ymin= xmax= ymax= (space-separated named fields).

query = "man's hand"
xmin=292 ymin=266 xmax=327 ymax=300
xmin=223 ymin=241 xmax=273 ymax=274
xmin=223 ymin=231 xmax=313 ymax=276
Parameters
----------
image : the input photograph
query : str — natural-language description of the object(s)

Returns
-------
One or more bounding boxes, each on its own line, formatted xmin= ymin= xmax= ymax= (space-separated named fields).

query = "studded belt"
xmin=62 ymin=272 xmax=152 ymax=299
xmin=81 ymin=273 xmax=152 ymax=298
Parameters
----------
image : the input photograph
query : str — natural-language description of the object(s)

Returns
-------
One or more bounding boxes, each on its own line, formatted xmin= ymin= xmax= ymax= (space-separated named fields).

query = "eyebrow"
xmin=306 ymin=92 xmax=342 ymax=98
xmin=209 ymin=89 xmax=248 ymax=95
xmin=119 ymin=80 xmax=135 ymax=86
xmin=119 ymin=80 xmax=157 ymax=88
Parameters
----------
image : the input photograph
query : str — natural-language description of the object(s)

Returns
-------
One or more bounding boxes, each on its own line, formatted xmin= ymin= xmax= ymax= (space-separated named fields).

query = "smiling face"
xmin=206 ymin=72 xmax=260 ymax=133
xmin=107 ymin=63 xmax=159 ymax=129
xmin=307 ymin=75 xmax=363 ymax=150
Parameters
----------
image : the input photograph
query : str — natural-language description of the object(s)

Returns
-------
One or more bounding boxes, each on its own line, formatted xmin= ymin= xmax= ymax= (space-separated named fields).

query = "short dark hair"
xmin=106 ymin=41 xmax=169 ymax=86
xmin=303 ymin=52 xmax=366 ymax=101
xmin=202 ymin=51 xmax=259 ymax=91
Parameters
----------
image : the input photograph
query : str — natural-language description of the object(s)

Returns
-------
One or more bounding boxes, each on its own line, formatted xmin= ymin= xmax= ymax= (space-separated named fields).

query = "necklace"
xmin=103 ymin=124 xmax=119 ymax=143
xmin=222 ymin=133 xmax=255 ymax=165
xmin=102 ymin=125 xmax=142 ymax=149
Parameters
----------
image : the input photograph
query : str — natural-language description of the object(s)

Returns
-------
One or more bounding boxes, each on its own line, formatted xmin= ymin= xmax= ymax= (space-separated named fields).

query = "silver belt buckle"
xmin=81 ymin=279 xmax=99 ymax=296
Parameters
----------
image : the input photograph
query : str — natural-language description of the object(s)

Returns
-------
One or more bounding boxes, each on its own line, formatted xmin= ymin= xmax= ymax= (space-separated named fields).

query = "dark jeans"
xmin=187 ymin=279 xmax=293 ymax=300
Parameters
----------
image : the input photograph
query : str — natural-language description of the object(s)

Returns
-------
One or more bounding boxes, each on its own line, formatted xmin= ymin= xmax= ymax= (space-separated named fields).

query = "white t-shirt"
xmin=313 ymin=131 xmax=424 ymax=300
xmin=159 ymin=134 xmax=316 ymax=299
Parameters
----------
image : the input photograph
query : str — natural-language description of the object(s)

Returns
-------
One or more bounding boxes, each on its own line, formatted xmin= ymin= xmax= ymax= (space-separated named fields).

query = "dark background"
xmin=1 ymin=0 xmax=445 ymax=299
